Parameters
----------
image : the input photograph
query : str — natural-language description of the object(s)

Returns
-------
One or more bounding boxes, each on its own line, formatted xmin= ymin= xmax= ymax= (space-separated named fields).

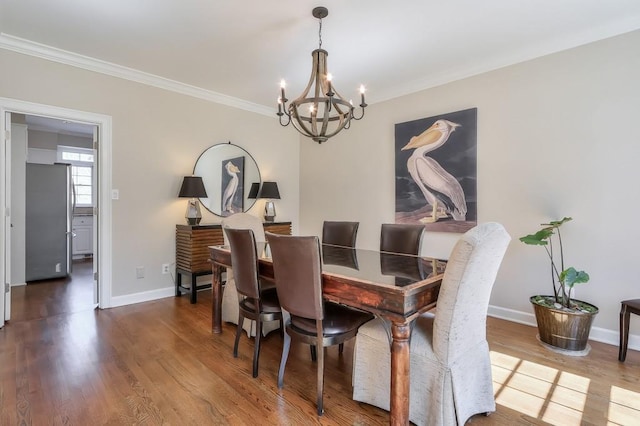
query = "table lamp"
xmin=247 ymin=182 xmax=260 ymax=199
xmin=178 ymin=176 xmax=208 ymax=225
xmin=257 ymin=181 xmax=280 ymax=222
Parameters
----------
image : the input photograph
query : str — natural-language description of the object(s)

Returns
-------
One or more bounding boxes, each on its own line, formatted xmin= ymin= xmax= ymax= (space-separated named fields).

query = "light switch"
xmin=112 ymin=189 xmax=119 ymax=200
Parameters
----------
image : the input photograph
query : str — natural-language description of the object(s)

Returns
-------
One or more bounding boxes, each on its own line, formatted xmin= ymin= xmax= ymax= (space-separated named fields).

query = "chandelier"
xmin=277 ymin=6 xmax=367 ymax=144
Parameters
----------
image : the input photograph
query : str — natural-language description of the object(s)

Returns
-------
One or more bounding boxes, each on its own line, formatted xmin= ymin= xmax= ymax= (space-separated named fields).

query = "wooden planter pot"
xmin=530 ymin=296 xmax=599 ymax=351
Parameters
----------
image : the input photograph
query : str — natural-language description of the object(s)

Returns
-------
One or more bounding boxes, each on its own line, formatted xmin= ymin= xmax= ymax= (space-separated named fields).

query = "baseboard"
xmin=104 ymin=294 xmax=640 ymax=353
xmin=11 ymin=282 xmax=26 ymax=287
xmin=110 ymin=286 xmax=175 ymax=308
xmin=488 ymin=304 xmax=640 ymax=352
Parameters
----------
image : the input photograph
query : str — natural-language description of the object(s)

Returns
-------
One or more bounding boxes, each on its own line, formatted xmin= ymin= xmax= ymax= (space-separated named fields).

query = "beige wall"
xmin=0 ymin=48 xmax=300 ymax=299
xmin=300 ymin=30 xmax=640 ymax=339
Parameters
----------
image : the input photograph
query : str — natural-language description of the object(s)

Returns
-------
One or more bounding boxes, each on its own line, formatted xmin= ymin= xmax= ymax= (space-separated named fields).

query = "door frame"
xmin=1 ymin=97 xmax=113 ymax=320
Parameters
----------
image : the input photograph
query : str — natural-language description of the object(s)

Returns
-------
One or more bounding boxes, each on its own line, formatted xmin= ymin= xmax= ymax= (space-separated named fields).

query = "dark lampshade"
xmin=257 ymin=181 xmax=280 ymax=199
xmin=248 ymin=182 xmax=260 ymax=199
xmin=178 ymin=176 xmax=207 ymax=198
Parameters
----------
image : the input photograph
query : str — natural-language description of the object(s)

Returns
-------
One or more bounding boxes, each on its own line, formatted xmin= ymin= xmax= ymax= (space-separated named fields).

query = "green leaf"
xmin=560 ymin=267 xmax=590 ymax=288
xmin=519 ymin=228 xmax=553 ymax=245
xmin=543 ymin=217 xmax=573 ymax=228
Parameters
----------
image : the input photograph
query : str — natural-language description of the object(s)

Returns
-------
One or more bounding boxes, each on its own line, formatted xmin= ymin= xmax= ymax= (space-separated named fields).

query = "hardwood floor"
xmin=1 ymin=266 xmax=639 ymax=425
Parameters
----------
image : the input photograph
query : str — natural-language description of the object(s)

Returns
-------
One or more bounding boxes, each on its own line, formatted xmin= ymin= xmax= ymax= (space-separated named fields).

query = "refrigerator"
xmin=25 ymin=163 xmax=74 ymax=281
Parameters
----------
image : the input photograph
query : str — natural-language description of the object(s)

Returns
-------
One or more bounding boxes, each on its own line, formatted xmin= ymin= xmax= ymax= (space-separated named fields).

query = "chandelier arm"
xmin=278 ymin=112 xmax=292 ymax=127
xmin=351 ymin=107 xmax=366 ymax=121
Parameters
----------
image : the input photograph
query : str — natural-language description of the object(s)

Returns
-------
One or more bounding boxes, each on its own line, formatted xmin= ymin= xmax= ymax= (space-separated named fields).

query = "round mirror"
xmin=193 ymin=142 xmax=261 ymax=217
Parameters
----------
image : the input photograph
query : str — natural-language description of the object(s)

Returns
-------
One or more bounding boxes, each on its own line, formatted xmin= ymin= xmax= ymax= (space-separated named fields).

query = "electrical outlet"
xmin=161 ymin=263 xmax=170 ymax=274
xmin=136 ymin=266 xmax=145 ymax=279
xmin=55 ymin=263 xmax=61 ymax=273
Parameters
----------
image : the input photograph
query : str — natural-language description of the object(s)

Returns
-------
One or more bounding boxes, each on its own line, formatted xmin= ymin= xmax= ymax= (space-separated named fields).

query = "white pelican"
xmin=222 ymin=161 xmax=241 ymax=213
xmin=401 ymin=119 xmax=467 ymax=223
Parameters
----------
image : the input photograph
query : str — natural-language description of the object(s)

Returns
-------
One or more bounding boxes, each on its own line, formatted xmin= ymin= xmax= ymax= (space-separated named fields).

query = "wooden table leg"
xmin=211 ymin=264 xmax=223 ymax=334
xmin=389 ymin=322 xmax=411 ymax=425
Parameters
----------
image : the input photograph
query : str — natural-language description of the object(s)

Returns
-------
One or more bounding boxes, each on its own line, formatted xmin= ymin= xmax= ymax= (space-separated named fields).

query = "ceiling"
xmin=1 ymin=0 xmax=640 ymax=113
xmin=23 ymin=115 xmax=95 ymax=137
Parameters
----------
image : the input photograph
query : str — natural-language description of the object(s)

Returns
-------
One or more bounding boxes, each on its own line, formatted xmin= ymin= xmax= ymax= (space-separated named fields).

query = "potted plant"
xmin=520 ymin=217 xmax=598 ymax=352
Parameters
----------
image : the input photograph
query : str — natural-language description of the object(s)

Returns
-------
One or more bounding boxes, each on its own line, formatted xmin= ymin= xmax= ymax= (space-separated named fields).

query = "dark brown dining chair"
xmin=322 ymin=221 xmax=359 ymax=248
xmin=619 ymin=299 xmax=640 ymax=362
xmin=265 ymin=232 xmax=373 ymax=415
xmin=225 ymin=228 xmax=282 ymax=378
xmin=380 ymin=223 xmax=425 ymax=255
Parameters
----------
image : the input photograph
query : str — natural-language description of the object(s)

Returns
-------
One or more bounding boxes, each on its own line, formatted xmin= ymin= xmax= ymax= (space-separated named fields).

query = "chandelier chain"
xmin=318 ymin=17 xmax=323 ymax=49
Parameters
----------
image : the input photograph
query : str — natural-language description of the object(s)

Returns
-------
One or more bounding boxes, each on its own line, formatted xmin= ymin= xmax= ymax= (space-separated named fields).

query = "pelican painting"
xmin=222 ymin=160 xmax=241 ymax=214
xmin=401 ymin=119 xmax=467 ymax=223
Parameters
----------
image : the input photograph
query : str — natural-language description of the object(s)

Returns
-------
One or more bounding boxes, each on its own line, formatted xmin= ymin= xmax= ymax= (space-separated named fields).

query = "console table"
xmin=175 ymin=221 xmax=291 ymax=303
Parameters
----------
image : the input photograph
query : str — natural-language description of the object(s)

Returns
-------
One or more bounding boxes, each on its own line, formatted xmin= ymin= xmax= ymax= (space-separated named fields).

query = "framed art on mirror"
xmin=220 ymin=156 xmax=244 ymax=216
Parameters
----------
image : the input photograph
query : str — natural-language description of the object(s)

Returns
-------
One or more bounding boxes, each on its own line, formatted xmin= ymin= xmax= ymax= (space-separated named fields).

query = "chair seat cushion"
xmin=291 ymin=302 xmax=373 ymax=336
xmin=240 ymin=288 xmax=281 ymax=313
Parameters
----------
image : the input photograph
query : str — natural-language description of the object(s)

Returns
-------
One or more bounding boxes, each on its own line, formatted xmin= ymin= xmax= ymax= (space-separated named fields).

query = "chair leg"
xmin=338 ymin=343 xmax=344 ymax=354
xmin=316 ymin=345 xmax=325 ymax=416
xmin=278 ymin=330 xmax=291 ymax=388
xmin=310 ymin=345 xmax=317 ymax=362
xmin=253 ymin=318 xmax=263 ymax=378
xmin=233 ymin=312 xmax=243 ymax=358
xmin=619 ymin=304 xmax=630 ymax=362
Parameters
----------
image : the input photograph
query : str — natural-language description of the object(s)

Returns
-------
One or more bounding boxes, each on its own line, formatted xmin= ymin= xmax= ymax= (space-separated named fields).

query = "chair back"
xmin=225 ymin=228 xmax=260 ymax=299
xmin=266 ymin=232 xmax=324 ymax=321
xmin=433 ymin=222 xmax=511 ymax=363
xmin=380 ymin=223 xmax=425 ymax=255
xmin=322 ymin=221 xmax=359 ymax=248
xmin=221 ymin=213 xmax=265 ymax=244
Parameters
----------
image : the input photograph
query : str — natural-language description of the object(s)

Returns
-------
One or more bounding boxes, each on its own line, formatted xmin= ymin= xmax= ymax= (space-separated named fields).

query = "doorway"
xmin=1 ymin=98 xmax=113 ymax=327
xmin=19 ymin=114 xmax=97 ymax=317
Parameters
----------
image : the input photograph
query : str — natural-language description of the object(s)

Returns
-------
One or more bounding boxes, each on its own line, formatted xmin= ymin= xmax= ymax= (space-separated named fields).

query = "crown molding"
xmin=0 ymin=33 xmax=274 ymax=117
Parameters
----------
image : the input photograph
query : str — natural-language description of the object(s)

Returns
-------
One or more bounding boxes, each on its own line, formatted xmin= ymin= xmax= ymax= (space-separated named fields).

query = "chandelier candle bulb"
xmin=280 ymin=80 xmax=287 ymax=102
xmin=326 ymin=73 xmax=334 ymax=97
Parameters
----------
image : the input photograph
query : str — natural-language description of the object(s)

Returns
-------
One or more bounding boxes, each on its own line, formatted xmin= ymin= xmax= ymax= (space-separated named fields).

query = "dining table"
xmin=208 ymin=242 xmax=447 ymax=426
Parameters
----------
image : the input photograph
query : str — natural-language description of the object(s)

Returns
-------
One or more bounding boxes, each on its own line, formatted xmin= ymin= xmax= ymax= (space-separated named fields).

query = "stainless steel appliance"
xmin=25 ymin=163 xmax=74 ymax=281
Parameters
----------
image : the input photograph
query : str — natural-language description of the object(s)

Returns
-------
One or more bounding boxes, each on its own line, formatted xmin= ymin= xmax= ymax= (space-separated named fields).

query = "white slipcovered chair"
xmin=352 ymin=222 xmax=511 ymax=426
xmin=221 ymin=213 xmax=280 ymax=337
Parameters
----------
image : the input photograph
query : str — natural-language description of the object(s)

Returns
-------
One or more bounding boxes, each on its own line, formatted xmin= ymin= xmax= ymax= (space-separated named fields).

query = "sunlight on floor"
xmin=490 ymin=351 xmax=640 ymax=425
xmin=609 ymin=386 xmax=640 ymax=425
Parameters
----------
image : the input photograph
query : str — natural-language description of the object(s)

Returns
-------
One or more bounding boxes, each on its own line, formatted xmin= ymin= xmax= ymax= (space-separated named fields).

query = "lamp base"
xmin=264 ymin=201 xmax=276 ymax=223
xmin=185 ymin=199 xmax=202 ymax=226
xmin=186 ymin=217 xmax=202 ymax=225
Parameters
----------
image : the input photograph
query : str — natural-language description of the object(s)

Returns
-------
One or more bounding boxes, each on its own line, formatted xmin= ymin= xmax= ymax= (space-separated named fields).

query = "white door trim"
xmin=0 ymin=97 xmax=113 ymax=309
xmin=2 ymin=112 xmax=11 ymax=325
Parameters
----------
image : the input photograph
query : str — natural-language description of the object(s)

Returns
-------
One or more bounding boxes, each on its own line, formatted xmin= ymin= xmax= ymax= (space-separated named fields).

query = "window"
xmin=57 ymin=146 xmax=94 ymax=207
